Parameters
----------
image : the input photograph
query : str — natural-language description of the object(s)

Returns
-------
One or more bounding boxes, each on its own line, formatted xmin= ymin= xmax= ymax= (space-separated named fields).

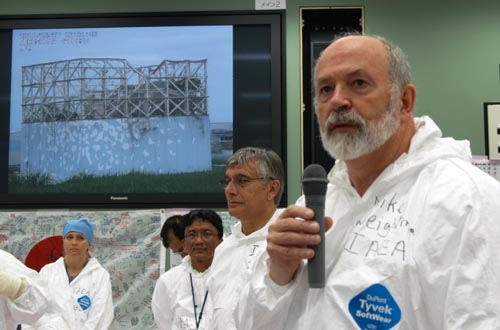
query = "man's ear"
xmin=268 ymin=179 xmax=280 ymax=201
xmin=400 ymin=83 xmax=416 ymax=114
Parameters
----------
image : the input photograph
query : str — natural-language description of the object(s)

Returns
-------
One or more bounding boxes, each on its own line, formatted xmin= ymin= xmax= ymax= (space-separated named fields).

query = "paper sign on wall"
xmin=255 ymin=0 xmax=286 ymax=10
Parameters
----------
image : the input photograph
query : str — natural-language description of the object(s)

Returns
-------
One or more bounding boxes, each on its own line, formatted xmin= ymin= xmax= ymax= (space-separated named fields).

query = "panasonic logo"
xmin=110 ymin=196 xmax=129 ymax=201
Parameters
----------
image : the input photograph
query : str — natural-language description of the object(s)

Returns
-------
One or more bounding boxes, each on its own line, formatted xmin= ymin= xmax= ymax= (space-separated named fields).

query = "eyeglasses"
xmin=219 ymin=176 xmax=269 ymax=189
xmin=184 ymin=231 xmax=218 ymax=241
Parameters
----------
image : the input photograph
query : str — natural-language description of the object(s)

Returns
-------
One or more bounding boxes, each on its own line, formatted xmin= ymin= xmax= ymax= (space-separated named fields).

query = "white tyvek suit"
xmin=235 ymin=116 xmax=500 ymax=330
xmin=27 ymin=257 xmax=114 ymax=330
xmin=0 ymin=250 xmax=48 ymax=330
xmin=152 ymin=256 xmax=212 ymax=330
xmin=207 ymin=209 xmax=283 ymax=330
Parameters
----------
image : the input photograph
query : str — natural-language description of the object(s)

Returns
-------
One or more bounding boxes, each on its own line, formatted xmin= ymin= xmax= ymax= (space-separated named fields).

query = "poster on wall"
xmin=0 ymin=208 xmax=238 ymax=329
xmin=0 ymin=209 xmax=162 ymax=329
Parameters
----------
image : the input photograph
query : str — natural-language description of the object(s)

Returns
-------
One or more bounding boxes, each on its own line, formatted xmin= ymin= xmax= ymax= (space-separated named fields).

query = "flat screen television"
xmin=0 ymin=11 xmax=286 ymax=209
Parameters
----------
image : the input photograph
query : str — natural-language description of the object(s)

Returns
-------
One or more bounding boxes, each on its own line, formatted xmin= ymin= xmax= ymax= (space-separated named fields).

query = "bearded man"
xmin=233 ymin=33 xmax=500 ymax=330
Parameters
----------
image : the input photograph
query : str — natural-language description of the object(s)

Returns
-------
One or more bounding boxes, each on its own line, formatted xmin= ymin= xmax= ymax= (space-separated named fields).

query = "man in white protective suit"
xmin=0 ymin=249 xmax=48 ymax=330
xmin=235 ymin=33 xmax=500 ymax=330
xmin=208 ymin=147 xmax=285 ymax=330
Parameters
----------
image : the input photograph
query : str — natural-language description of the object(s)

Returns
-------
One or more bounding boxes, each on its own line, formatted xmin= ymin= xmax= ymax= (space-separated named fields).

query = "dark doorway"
xmin=301 ymin=7 xmax=364 ymax=172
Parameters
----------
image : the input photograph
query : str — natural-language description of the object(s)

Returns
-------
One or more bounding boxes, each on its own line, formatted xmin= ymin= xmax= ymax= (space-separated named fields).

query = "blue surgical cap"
xmin=63 ymin=218 xmax=94 ymax=244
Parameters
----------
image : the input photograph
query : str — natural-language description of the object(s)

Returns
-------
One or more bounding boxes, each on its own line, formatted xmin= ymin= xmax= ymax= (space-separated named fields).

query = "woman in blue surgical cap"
xmin=25 ymin=218 xmax=114 ymax=330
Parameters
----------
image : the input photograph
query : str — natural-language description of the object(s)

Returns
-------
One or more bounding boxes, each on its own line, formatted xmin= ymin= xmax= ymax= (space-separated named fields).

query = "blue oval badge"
xmin=77 ymin=294 xmax=92 ymax=311
xmin=348 ymin=283 xmax=401 ymax=329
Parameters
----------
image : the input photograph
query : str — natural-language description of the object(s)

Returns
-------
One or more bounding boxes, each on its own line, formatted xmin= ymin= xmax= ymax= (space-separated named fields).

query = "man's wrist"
xmin=268 ymin=259 xmax=302 ymax=286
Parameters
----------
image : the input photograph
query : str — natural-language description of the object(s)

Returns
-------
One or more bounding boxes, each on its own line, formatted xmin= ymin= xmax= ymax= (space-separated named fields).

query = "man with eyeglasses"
xmin=207 ymin=146 xmax=285 ymax=330
xmin=152 ymin=209 xmax=223 ymax=330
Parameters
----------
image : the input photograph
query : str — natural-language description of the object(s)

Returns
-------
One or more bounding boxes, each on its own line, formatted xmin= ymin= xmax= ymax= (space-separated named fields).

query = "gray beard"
xmin=320 ymin=99 xmax=401 ymax=161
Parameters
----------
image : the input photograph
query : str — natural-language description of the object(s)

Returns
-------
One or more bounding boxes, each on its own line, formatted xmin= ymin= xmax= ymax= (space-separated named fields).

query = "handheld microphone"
xmin=301 ymin=164 xmax=328 ymax=288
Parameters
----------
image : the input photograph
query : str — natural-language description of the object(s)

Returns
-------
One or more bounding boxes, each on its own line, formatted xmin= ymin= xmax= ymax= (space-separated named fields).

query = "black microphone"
xmin=301 ymin=164 xmax=328 ymax=288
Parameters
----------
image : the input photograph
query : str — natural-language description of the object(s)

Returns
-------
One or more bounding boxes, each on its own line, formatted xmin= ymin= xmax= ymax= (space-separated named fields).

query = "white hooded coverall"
xmin=235 ymin=116 xmax=500 ymax=330
xmin=207 ymin=208 xmax=283 ymax=330
xmin=152 ymin=255 xmax=213 ymax=330
xmin=29 ymin=257 xmax=114 ymax=330
xmin=0 ymin=249 xmax=47 ymax=330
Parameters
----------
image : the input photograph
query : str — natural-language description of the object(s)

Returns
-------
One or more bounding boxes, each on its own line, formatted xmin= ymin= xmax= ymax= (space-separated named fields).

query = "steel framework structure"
xmin=21 ymin=58 xmax=208 ymax=123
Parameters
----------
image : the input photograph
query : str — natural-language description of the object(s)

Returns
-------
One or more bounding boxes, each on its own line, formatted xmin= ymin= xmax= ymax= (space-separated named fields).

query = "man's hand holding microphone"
xmin=268 ymin=164 xmax=332 ymax=287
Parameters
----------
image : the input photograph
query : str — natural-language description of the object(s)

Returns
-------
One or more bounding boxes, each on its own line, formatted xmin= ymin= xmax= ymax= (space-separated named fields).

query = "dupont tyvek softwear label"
xmin=77 ymin=294 xmax=92 ymax=311
xmin=349 ymin=283 xmax=401 ymax=329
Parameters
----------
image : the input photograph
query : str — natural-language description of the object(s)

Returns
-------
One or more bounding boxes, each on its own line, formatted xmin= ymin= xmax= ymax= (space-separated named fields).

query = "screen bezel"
xmin=0 ymin=10 xmax=287 ymax=209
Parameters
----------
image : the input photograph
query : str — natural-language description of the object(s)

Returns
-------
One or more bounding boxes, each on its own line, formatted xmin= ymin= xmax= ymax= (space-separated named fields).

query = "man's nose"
xmin=329 ymin=86 xmax=352 ymax=111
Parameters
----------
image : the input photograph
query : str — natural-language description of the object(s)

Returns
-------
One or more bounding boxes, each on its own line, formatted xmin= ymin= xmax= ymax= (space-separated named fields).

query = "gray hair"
xmin=313 ymin=32 xmax=412 ymax=101
xmin=226 ymin=147 xmax=285 ymax=205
